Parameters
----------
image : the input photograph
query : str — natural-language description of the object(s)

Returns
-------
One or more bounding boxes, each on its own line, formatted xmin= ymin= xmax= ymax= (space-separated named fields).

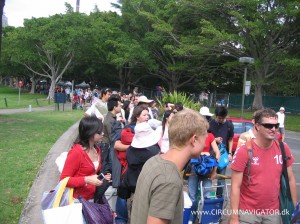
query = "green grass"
xmin=0 ymin=110 xmax=83 ymax=224
xmin=0 ymin=85 xmax=54 ymax=109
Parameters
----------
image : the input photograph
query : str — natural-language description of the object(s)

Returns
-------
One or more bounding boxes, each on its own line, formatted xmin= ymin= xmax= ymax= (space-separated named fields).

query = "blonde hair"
xmin=169 ymin=109 xmax=208 ymax=149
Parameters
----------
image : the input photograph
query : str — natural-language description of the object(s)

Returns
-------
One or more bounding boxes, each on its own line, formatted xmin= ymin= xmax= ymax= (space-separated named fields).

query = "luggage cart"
xmin=197 ymin=181 xmax=229 ymax=224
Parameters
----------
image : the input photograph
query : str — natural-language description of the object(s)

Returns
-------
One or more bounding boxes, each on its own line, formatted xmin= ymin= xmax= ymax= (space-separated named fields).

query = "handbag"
xmin=279 ymin=141 xmax=294 ymax=223
xmin=79 ymin=195 xmax=114 ymax=224
xmin=217 ymin=143 xmax=229 ymax=170
xmin=41 ymin=177 xmax=84 ymax=224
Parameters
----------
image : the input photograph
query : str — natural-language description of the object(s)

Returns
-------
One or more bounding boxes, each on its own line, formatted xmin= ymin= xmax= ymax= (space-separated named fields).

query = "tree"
xmin=184 ymin=0 xmax=300 ymax=108
xmin=3 ymin=12 xmax=92 ymax=99
xmin=0 ymin=0 xmax=5 ymax=60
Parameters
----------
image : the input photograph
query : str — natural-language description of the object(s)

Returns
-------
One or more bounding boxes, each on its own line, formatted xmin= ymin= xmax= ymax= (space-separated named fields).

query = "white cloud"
xmin=4 ymin=0 xmax=119 ymax=27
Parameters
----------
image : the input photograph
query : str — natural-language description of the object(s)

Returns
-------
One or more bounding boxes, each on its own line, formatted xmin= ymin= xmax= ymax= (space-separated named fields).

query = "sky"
xmin=4 ymin=0 xmax=119 ymax=27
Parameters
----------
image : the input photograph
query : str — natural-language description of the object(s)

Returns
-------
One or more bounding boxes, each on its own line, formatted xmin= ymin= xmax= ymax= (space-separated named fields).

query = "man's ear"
xmin=190 ymin=134 xmax=198 ymax=147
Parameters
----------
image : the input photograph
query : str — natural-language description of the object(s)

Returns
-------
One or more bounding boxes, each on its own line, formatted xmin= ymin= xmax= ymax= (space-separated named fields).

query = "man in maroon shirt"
xmin=230 ymin=108 xmax=297 ymax=223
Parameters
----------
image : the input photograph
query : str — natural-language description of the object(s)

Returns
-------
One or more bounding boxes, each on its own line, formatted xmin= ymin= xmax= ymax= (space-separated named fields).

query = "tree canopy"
xmin=1 ymin=0 xmax=300 ymax=107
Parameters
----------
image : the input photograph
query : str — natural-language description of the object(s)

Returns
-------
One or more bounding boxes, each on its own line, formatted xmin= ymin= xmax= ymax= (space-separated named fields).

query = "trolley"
xmin=197 ymin=180 xmax=229 ymax=224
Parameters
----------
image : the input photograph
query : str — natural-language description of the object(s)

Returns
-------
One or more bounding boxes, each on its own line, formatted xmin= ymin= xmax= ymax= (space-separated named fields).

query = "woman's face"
xmin=92 ymin=131 xmax=103 ymax=144
xmin=137 ymin=109 xmax=149 ymax=123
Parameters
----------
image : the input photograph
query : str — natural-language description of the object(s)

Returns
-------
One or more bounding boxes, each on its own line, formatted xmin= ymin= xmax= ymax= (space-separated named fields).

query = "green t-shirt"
xmin=131 ymin=155 xmax=184 ymax=224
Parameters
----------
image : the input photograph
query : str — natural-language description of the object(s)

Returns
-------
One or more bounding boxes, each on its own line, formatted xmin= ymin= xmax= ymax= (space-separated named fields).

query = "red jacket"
xmin=60 ymin=144 xmax=101 ymax=200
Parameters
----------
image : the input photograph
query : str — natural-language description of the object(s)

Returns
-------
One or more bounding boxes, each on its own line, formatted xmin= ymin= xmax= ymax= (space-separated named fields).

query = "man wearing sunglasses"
xmin=230 ymin=108 xmax=297 ymax=224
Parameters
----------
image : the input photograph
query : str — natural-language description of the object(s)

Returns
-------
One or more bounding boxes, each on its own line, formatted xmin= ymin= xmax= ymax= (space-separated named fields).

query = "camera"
xmin=97 ymin=173 xmax=105 ymax=180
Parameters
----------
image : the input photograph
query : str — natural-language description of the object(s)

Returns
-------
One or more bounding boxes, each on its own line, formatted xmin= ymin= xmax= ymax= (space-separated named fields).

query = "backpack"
xmin=191 ymin=155 xmax=218 ymax=176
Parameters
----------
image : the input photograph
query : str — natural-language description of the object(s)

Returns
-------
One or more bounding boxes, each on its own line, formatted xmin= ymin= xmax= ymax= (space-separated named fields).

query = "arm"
xmin=287 ymin=166 xmax=298 ymax=206
xmin=147 ymin=216 xmax=168 ymax=224
xmin=211 ymin=139 xmax=220 ymax=162
xmin=115 ymin=140 xmax=130 ymax=152
xmin=228 ymin=138 xmax=233 ymax=161
xmin=230 ymin=170 xmax=243 ymax=224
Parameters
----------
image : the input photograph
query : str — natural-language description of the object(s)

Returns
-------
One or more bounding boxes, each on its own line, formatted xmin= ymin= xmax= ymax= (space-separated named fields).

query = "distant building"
xmin=2 ymin=13 xmax=8 ymax=27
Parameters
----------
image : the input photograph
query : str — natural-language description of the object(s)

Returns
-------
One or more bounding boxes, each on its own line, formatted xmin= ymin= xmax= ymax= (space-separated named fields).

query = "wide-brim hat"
xmin=137 ymin=96 xmax=153 ymax=104
xmin=199 ymin=106 xmax=214 ymax=116
xmin=131 ymin=122 xmax=161 ymax=148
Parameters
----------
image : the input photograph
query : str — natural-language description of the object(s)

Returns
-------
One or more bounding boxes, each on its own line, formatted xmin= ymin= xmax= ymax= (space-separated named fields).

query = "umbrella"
xmin=57 ymin=80 xmax=65 ymax=86
xmin=75 ymin=81 xmax=90 ymax=88
xmin=64 ymin=81 xmax=73 ymax=87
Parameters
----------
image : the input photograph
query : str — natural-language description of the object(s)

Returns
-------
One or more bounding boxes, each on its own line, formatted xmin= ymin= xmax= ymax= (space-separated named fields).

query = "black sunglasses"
xmin=259 ymin=123 xmax=279 ymax=129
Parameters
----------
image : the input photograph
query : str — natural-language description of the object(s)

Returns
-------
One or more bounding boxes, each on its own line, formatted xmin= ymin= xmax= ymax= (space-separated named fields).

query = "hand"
xmin=104 ymin=173 xmax=112 ymax=182
xmin=228 ymin=154 xmax=233 ymax=162
xmin=215 ymin=137 xmax=223 ymax=144
xmin=85 ymin=175 xmax=103 ymax=186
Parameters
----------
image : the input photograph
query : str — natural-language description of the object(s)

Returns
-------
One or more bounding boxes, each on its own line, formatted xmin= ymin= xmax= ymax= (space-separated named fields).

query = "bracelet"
xmin=228 ymin=152 xmax=232 ymax=155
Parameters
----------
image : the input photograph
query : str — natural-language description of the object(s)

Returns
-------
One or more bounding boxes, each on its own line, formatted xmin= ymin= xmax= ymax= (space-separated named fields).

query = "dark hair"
xmin=162 ymin=110 xmax=173 ymax=135
xmin=122 ymin=100 xmax=131 ymax=111
xmin=76 ymin=116 xmax=103 ymax=148
xmin=107 ymin=94 xmax=121 ymax=111
xmin=253 ymin=108 xmax=277 ymax=124
xmin=215 ymin=106 xmax=228 ymax=117
xmin=174 ymin=102 xmax=183 ymax=111
xmin=100 ymin=87 xmax=112 ymax=98
xmin=130 ymin=105 xmax=149 ymax=125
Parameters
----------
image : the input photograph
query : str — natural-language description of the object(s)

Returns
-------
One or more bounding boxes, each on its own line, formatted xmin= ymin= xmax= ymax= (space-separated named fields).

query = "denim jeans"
xmin=216 ymin=166 xmax=227 ymax=197
xmin=115 ymin=197 xmax=128 ymax=224
xmin=188 ymin=166 xmax=212 ymax=222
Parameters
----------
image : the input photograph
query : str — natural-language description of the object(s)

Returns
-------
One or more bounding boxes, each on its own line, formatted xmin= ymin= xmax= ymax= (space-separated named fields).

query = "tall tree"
xmin=0 ymin=0 xmax=5 ymax=61
xmin=3 ymin=13 xmax=91 ymax=99
xmin=184 ymin=0 xmax=300 ymax=108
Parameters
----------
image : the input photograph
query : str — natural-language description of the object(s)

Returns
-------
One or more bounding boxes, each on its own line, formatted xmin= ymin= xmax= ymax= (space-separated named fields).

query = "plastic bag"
xmin=217 ymin=143 xmax=229 ymax=170
xmin=41 ymin=177 xmax=84 ymax=224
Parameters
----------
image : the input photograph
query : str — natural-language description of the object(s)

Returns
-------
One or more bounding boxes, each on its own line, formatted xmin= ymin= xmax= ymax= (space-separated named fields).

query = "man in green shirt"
xmin=131 ymin=109 xmax=208 ymax=224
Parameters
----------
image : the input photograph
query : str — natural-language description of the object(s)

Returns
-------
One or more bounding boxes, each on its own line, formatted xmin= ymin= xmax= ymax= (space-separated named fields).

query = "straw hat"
xmin=131 ymin=122 xmax=161 ymax=148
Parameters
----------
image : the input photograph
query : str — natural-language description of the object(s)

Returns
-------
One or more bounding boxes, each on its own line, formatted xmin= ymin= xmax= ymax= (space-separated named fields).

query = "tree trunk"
xmin=252 ymin=84 xmax=264 ymax=110
xmin=48 ymin=79 xmax=56 ymax=99
xmin=30 ymin=79 xmax=36 ymax=94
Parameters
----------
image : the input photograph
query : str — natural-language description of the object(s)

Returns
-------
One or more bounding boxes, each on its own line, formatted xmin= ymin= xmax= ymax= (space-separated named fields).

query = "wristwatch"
xmin=228 ymin=152 xmax=232 ymax=155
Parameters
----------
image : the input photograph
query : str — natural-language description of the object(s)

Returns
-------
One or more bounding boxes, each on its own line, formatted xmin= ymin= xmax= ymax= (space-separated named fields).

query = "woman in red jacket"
xmin=60 ymin=116 xmax=111 ymax=201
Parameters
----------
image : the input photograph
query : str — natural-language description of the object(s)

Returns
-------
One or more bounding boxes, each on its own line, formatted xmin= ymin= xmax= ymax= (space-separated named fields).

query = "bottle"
xmin=28 ymin=105 xmax=32 ymax=112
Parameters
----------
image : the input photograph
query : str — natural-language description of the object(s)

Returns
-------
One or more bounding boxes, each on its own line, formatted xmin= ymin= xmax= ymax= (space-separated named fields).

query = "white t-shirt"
xmin=276 ymin=112 xmax=285 ymax=128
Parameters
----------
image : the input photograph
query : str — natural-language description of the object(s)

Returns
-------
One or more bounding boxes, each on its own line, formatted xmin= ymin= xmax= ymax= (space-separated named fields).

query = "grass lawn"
xmin=0 ymin=110 xmax=83 ymax=224
xmin=0 ymin=85 xmax=54 ymax=109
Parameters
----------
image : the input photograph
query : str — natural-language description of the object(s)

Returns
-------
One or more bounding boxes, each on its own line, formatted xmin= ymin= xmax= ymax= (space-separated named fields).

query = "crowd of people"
xmin=57 ymin=86 xmax=297 ymax=224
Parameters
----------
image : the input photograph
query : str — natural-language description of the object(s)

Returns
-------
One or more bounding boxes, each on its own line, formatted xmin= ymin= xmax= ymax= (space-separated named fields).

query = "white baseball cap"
xmin=280 ymin=107 xmax=285 ymax=111
xmin=199 ymin=107 xmax=214 ymax=116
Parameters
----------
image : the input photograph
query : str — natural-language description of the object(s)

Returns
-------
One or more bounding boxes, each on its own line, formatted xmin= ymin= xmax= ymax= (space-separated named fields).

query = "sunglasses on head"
xmin=259 ymin=123 xmax=279 ymax=129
